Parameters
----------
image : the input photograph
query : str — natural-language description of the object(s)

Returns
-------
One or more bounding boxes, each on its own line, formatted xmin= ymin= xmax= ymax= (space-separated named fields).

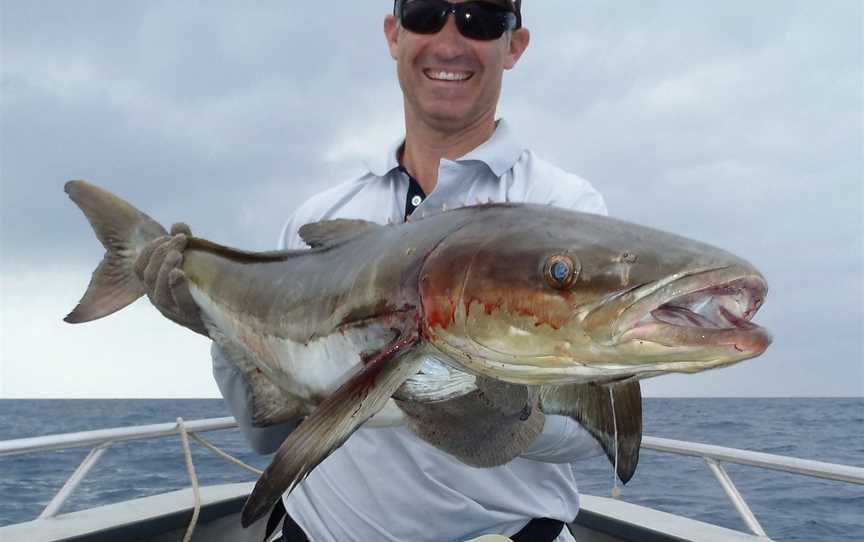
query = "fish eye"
xmin=544 ymin=255 xmax=579 ymax=289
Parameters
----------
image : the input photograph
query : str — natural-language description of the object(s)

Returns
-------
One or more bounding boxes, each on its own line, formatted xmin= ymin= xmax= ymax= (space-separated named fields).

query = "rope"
xmin=177 ymin=417 xmax=201 ymax=542
xmin=189 ymin=433 xmax=263 ymax=475
xmin=174 ymin=418 xmax=267 ymax=540
xmin=609 ymin=388 xmax=621 ymax=499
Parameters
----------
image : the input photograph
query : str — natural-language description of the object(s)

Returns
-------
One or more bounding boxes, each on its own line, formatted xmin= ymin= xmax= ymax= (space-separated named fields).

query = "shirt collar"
xmin=362 ymin=119 xmax=525 ymax=178
xmin=363 ymin=138 xmax=402 ymax=178
xmin=456 ymin=119 xmax=524 ymax=177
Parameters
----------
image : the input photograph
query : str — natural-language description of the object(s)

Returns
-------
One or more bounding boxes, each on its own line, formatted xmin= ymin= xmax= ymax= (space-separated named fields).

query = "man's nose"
xmin=432 ymin=14 xmax=468 ymax=56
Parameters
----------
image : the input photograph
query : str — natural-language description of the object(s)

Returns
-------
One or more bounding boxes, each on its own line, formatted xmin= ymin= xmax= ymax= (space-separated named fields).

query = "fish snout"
xmin=614 ymin=268 xmax=771 ymax=358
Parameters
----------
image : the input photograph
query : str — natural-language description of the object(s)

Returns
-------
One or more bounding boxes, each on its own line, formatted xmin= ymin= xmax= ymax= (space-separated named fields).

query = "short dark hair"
xmin=393 ymin=0 xmax=523 ymax=29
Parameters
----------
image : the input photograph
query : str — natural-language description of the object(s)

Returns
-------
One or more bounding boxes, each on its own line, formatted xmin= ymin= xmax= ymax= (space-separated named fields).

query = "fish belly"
xmin=190 ymin=286 xmax=397 ymax=403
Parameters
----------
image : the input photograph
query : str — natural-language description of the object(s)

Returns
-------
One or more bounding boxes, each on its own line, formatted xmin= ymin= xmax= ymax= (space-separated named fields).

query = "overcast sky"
xmin=1 ymin=1 xmax=861 ymax=398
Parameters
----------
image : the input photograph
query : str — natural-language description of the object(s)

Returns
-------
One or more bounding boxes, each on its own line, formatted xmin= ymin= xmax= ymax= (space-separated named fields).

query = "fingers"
xmin=131 ymin=231 xmax=207 ymax=335
xmin=169 ymin=268 xmax=201 ymax=320
xmin=136 ymin=233 xmax=187 ymax=312
xmin=142 ymin=240 xmax=172 ymax=290
xmin=135 ymin=235 xmax=169 ymax=283
xmin=134 ymin=227 xmax=190 ymax=291
xmin=171 ymin=222 xmax=192 ymax=236
xmin=141 ymin=235 xmax=187 ymax=291
xmin=153 ymin=249 xmax=183 ymax=309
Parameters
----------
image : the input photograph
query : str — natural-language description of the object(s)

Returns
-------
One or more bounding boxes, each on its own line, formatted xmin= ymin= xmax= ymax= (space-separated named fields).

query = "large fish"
xmin=63 ymin=181 xmax=771 ymax=526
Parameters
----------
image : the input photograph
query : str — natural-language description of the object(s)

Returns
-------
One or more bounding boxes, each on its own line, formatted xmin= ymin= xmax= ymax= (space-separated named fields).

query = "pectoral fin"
xmin=241 ymin=332 xmax=422 ymax=527
xmin=539 ymin=381 xmax=642 ymax=483
xmin=398 ymin=379 xmax=544 ymax=468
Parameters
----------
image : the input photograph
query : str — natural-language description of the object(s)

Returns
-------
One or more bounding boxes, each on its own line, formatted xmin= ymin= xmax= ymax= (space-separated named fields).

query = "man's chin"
xmin=417 ymin=106 xmax=484 ymax=132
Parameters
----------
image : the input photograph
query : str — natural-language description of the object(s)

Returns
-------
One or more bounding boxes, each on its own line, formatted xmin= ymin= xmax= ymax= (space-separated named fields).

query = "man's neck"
xmin=400 ymin=115 xmax=496 ymax=195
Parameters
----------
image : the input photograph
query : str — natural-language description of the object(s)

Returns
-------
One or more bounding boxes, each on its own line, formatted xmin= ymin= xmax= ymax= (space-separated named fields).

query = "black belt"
xmin=266 ymin=500 xmax=565 ymax=542
xmin=511 ymin=518 xmax=565 ymax=541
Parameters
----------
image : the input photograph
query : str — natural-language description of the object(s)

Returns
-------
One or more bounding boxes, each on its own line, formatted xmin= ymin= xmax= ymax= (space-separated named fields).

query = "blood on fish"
xmin=423 ymin=299 xmax=457 ymax=329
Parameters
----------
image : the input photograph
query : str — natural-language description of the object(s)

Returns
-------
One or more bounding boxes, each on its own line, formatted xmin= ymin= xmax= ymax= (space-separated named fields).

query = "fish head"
xmin=419 ymin=205 xmax=771 ymax=384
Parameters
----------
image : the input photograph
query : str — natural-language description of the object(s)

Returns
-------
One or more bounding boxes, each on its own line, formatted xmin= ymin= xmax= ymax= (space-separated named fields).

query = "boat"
xmin=1 ymin=416 xmax=861 ymax=542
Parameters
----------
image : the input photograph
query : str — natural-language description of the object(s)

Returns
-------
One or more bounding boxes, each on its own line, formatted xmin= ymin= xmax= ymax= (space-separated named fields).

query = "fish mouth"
xmin=610 ymin=268 xmax=771 ymax=356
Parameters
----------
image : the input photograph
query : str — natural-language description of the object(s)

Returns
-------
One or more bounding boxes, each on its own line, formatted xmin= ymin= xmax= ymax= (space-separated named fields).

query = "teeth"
xmin=426 ymin=70 xmax=471 ymax=81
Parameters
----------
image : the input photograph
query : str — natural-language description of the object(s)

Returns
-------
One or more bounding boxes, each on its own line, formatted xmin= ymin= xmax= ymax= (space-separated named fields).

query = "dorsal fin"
xmin=298 ymin=219 xmax=381 ymax=248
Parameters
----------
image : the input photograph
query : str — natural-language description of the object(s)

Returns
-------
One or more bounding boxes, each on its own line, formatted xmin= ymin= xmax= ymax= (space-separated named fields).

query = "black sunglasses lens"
xmin=400 ymin=1 xmax=517 ymax=41
xmin=401 ymin=1 xmax=449 ymax=34
xmin=456 ymin=2 xmax=515 ymax=40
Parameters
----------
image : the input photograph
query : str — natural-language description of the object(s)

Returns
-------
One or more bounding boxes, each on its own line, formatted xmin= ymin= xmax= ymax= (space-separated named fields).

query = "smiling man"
xmin=386 ymin=0 xmax=530 ymax=195
xmin=137 ymin=1 xmax=611 ymax=541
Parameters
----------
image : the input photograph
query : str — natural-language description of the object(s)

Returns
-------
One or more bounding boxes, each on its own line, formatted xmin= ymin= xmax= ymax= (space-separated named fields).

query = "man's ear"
xmin=384 ymin=15 xmax=399 ymax=60
xmin=504 ymin=27 xmax=530 ymax=70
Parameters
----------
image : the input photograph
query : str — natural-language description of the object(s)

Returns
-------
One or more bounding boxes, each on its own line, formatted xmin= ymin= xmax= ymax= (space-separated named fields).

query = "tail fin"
xmin=64 ymin=180 xmax=168 ymax=323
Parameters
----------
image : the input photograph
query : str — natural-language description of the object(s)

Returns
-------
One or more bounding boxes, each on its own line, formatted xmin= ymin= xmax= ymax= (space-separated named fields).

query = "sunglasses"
xmin=395 ymin=0 xmax=519 ymax=41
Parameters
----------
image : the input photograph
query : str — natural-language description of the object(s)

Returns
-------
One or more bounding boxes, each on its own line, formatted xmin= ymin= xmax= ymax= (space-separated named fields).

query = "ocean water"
xmin=0 ymin=398 xmax=861 ymax=541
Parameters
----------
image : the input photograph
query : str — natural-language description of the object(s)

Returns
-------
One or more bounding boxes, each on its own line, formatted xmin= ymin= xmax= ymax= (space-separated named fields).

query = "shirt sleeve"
xmin=278 ymin=213 xmax=303 ymax=250
xmin=516 ymin=150 xmax=609 ymax=217
xmin=520 ymin=414 xmax=603 ymax=462
xmin=278 ymin=205 xmax=320 ymax=250
xmin=550 ymin=175 xmax=609 ymax=217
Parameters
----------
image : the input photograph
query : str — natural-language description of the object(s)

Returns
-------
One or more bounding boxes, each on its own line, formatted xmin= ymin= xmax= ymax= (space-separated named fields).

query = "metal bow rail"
xmin=0 ymin=417 xmax=247 ymax=521
xmin=641 ymin=436 xmax=864 ymax=536
xmin=1 ymin=417 xmax=862 ymax=537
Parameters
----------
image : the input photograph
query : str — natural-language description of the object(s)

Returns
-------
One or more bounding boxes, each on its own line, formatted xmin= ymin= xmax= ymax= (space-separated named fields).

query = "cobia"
xmin=63 ymin=180 xmax=771 ymax=526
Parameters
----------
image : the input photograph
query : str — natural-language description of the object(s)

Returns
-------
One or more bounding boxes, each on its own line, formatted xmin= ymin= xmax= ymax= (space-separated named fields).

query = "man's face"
xmin=384 ymin=1 xmax=530 ymax=133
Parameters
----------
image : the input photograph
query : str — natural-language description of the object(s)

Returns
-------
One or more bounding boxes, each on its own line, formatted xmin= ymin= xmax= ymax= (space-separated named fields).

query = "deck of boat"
xmin=0 ymin=482 xmax=769 ymax=542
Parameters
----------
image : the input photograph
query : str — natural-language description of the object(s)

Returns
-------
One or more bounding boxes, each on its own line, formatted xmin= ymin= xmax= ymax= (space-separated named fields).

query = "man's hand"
xmin=134 ymin=223 xmax=208 ymax=336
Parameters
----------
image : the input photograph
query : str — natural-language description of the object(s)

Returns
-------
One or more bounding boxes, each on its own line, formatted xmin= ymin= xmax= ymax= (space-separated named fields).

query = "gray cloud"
xmin=1 ymin=1 xmax=861 ymax=397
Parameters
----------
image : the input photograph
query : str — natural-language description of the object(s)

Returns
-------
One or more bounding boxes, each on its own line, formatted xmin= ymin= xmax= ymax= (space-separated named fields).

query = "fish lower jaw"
xmin=618 ymin=322 xmax=772 ymax=359
xmin=437 ymin=341 xmax=765 ymax=385
xmin=442 ymin=354 xmax=646 ymax=386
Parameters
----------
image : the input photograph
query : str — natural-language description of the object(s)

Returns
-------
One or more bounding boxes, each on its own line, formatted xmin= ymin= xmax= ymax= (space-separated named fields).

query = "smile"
xmin=424 ymin=69 xmax=474 ymax=82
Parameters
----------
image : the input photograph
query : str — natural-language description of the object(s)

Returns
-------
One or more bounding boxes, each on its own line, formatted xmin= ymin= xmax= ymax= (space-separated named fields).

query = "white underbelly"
xmin=190 ymin=287 xmax=477 ymax=427
xmin=190 ymin=286 xmax=396 ymax=401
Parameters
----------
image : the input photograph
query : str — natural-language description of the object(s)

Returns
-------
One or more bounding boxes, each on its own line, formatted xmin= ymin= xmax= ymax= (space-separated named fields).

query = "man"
xmin=138 ymin=1 xmax=609 ymax=540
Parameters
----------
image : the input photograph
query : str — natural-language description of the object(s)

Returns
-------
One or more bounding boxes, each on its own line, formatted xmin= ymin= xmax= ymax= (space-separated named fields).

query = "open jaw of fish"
xmin=63 ymin=181 xmax=771 ymax=528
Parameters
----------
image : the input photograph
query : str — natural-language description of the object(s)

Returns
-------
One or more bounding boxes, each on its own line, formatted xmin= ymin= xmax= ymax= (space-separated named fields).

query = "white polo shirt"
xmin=214 ymin=120 xmax=608 ymax=542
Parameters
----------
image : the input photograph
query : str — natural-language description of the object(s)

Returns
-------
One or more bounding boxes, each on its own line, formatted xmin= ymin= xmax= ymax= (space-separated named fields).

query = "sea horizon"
xmin=2 ymin=398 xmax=861 ymax=540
